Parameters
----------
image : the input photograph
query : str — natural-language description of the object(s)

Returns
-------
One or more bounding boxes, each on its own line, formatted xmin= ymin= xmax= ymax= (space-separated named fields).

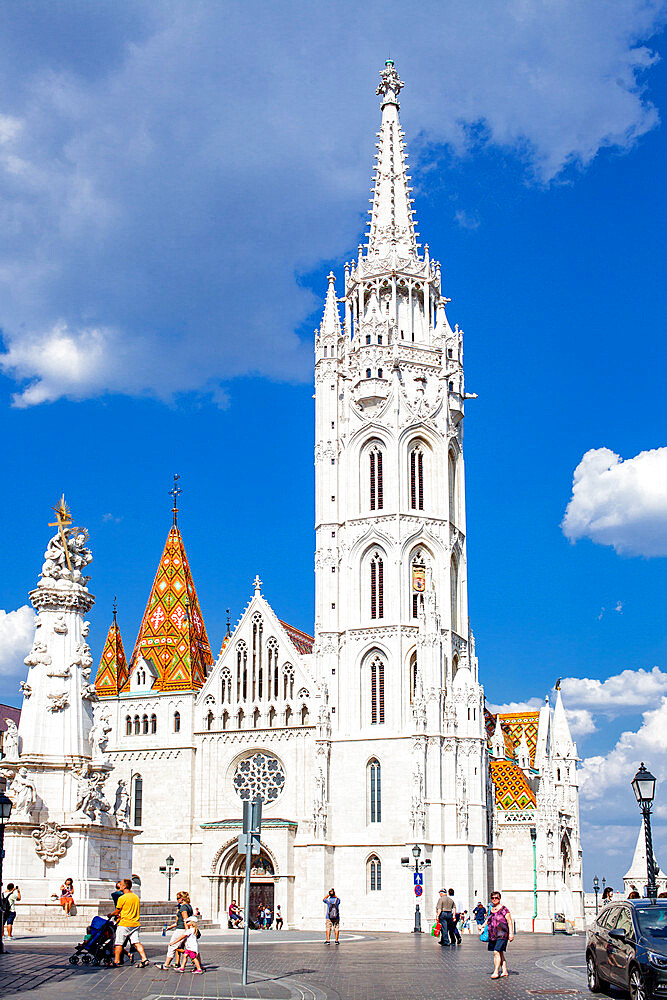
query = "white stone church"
xmin=2 ymin=62 xmax=583 ymax=932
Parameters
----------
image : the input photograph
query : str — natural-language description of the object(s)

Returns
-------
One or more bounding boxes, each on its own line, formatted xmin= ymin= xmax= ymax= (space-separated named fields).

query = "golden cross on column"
xmin=48 ymin=494 xmax=73 ymax=572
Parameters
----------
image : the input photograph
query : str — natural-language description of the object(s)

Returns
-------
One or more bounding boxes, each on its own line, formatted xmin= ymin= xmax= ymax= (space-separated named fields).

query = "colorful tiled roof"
xmin=497 ymin=711 xmax=540 ymax=768
xmin=95 ymin=620 xmax=129 ymax=698
xmin=489 ymin=760 xmax=536 ymax=810
xmin=127 ymin=526 xmax=213 ymax=692
xmin=279 ymin=621 xmax=314 ymax=656
xmin=485 ymin=708 xmax=516 ymax=760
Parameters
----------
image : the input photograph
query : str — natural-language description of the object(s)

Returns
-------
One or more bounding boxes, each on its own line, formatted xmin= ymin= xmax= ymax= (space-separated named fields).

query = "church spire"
xmin=95 ymin=610 xmax=129 ymax=699
xmin=320 ymin=272 xmax=342 ymax=338
xmin=367 ymin=60 xmax=418 ymax=259
xmin=127 ymin=521 xmax=213 ymax=692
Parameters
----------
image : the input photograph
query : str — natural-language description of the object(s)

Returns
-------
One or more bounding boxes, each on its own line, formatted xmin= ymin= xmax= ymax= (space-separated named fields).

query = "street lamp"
xmin=632 ymin=762 xmax=657 ymax=898
xmin=401 ymin=844 xmax=431 ymax=933
xmin=593 ymin=876 xmax=600 ymax=915
xmin=159 ymin=854 xmax=179 ymax=901
xmin=0 ymin=790 xmax=13 ymax=955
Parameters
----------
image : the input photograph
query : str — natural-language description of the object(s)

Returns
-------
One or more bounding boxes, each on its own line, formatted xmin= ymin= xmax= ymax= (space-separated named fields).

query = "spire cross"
xmin=253 ymin=575 xmax=262 ymax=596
xmin=48 ymin=494 xmax=73 ymax=572
xmin=170 ymin=474 xmax=182 ymax=526
xmin=113 ymin=595 xmax=118 ymax=626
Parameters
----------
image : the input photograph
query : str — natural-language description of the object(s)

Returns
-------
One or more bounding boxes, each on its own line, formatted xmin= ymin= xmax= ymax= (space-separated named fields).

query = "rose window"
xmin=232 ymin=752 xmax=285 ymax=803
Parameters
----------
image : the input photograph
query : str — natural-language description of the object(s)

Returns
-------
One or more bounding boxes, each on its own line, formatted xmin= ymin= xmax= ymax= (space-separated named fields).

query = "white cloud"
xmin=561 ymin=447 xmax=667 ymax=557
xmin=0 ymin=606 xmax=35 ymax=678
xmin=561 ymin=667 xmax=667 ymax=712
xmin=486 ymin=697 xmax=544 ymax=714
xmin=0 ymin=2 xmax=664 ymax=405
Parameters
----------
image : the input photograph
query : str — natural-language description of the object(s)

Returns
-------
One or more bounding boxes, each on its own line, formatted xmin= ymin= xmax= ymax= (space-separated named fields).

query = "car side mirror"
xmin=609 ymin=928 xmax=626 ymax=941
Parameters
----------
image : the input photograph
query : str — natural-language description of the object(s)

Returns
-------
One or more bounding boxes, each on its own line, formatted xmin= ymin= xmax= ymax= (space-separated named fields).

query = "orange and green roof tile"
xmin=95 ymin=620 xmax=129 ymax=698
xmin=125 ymin=526 xmax=213 ymax=692
xmin=489 ymin=760 xmax=536 ymax=810
xmin=497 ymin=711 xmax=540 ymax=767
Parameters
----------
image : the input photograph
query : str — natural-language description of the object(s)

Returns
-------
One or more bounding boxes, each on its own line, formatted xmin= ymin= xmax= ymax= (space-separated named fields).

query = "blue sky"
xmin=0 ymin=1 xmax=666 ymax=890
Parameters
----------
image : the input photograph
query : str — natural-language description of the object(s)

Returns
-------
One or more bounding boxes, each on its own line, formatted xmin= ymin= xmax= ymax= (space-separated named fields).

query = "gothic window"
xmin=366 ymin=335 xmax=371 ymax=345
xmin=369 ymin=447 xmax=384 ymax=512
xmin=222 ymin=710 xmax=229 ymax=731
xmin=283 ymin=664 xmax=294 ymax=701
xmin=133 ymin=715 xmax=140 ymax=735
xmin=409 ymin=444 xmax=424 ymax=510
xmin=173 ymin=711 xmax=181 ymax=733
xmin=206 ymin=710 xmax=214 ymax=731
xmin=142 ymin=714 xmax=148 ymax=734
xmin=367 ymin=855 xmax=382 ymax=891
xmin=150 ymin=713 xmax=157 ymax=734
xmin=452 ymin=653 xmax=459 ymax=681
xmin=232 ymin=751 xmax=286 ymax=803
xmin=366 ymin=368 xmax=372 ymax=378
xmin=221 ymin=668 xmax=232 ymax=704
xmin=132 ymin=775 xmax=143 ymax=827
xmin=411 ymin=552 xmax=425 ymax=619
xmin=301 ymin=705 xmax=309 ymax=725
xmin=378 ymin=368 xmax=383 ymax=377
xmin=285 ymin=706 xmax=292 ymax=725
xmin=267 ymin=638 xmax=279 ymax=700
xmin=409 ymin=651 xmax=418 ymax=703
xmin=450 ymin=555 xmax=459 ymax=634
xmin=268 ymin=706 xmax=276 ymax=728
xmin=236 ymin=640 xmax=248 ymax=701
xmin=252 ymin=615 xmax=263 ymax=702
xmin=448 ymin=451 xmax=457 ymax=525
xmin=125 ymin=715 xmax=132 ymax=736
xmin=368 ymin=759 xmax=381 ymax=822
xmin=370 ymin=656 xmax=385 ymax=725
xmin=370 ymin=552 xmax=384 ymax=620
xmin=237 ymin=707 xmax=244 ymax=728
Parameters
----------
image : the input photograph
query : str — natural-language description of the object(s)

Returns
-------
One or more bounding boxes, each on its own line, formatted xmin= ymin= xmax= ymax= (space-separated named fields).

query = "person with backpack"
xmin=323 ymin=888 xmax=340 ymax=945
xmin=3 ymin=883 xmax=20 ymax=938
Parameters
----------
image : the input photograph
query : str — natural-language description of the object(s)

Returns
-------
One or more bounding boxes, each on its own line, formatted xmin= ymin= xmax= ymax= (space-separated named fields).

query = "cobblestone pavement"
xmin=0 ymin=931 xmax=591 ymax=1000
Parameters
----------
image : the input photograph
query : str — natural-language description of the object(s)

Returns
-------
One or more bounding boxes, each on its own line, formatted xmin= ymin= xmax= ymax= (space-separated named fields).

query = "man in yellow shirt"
xmin=110 ymin=879 xmax=150 ymax=967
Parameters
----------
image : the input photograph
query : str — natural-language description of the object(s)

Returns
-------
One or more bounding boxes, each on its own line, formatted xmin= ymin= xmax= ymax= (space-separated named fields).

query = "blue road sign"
xmin=414 ymin=872 xmax=423 ymax=886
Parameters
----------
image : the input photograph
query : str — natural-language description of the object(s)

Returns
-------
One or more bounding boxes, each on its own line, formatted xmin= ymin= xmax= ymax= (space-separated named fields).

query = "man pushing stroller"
xmin=109 ymin=879 xmax=150 ymax=967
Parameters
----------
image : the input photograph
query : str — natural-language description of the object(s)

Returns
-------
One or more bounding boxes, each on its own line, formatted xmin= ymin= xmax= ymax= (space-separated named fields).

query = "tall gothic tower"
xmin=313 ymin=61 xmax=488 ymax=924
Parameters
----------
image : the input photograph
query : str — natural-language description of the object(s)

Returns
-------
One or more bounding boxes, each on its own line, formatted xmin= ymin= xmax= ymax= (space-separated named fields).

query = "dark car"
xmin=586 ymin=899 xmax=667 ymax=1000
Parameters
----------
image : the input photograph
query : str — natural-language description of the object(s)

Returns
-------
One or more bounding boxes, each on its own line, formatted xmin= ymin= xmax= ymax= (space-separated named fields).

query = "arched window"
xmin=267 ymin=638 xmax=279 ymax=700
xmin=450 ymin=555 xmax=459 ymax=634
xmin=206 ymin=710 xmax=214 ymax=731
xmin=268 ymin=706 xmax=276 ymax=728
xmin=221 ymin=668 xmax=232 ymax=704
xmin=253 ymin=707 xmax=261 ymax=728
xmin=125 ymin=716 xmax=132 ymax=736
xmin=411 ymin=552 xmax=425 ymax=619
xmin=370 ymin=552 xmax=384 ymax=620
xmin=252 ymin=614 xmax=263 ymax=702
xmin=301 ymin=705 xmax=309 ymax=725
xmin=142 ymin=714 xmax=148 ymax=735
xmin=283 ymin=664 xmax=294 ymax=701
xmin=222 ymin=710 xmax=229 ymax=731
xmin=448 ymin=450 xmax=457 ymax=525
xmin=409 ymin=651 xmax=418 ymax=703
xmin=133 ymin=715 xmax=140 ymax=735
xmin=369 ymin=446 xmax=383 ymax=511
xmin=368 ymin=759 xmax=381 ymax=822
xmin=173 ymin=711 xmax=181 ymax=733
xmin=367 ymin=854 xmax=382 ymax=891
xmin=132 ymin=775 xmax=143 ymax=827
xmin=452 ymin=653 xmax=459 ymax=681
xmin=236 ymin=641 xmax=247 ymax=701
xmin=285 ymin=705 xmax=292 ymax=726
xmin=237 ymin=707 xmax=244 ymax=728
xmin=409 ymin=444 xmax=424 ymax=510
xmin=370 ymin=656 xmax=385 ymax=725
xmin=150 ymin=714 xmax=157 ymax=734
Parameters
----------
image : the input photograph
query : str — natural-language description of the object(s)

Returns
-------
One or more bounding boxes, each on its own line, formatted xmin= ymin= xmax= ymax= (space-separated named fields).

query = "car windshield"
xmin=636 ymin=907 xmax=667 ymax=938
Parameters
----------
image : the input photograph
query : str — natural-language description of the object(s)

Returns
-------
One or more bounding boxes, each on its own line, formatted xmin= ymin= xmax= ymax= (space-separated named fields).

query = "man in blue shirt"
xmin=323 ymin=889 xmax=340 ymax=945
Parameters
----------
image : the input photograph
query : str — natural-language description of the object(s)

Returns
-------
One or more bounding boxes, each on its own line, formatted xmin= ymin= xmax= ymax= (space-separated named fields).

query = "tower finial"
xmin=226 ymin=608 xmax=231 ymax=637
xmin=170 ymin=473 xmax=182 ymax=527
xmin=113 ymin=594 xmax=118 ymax=626
xmin=376 ymin=59 xmax=404 ymax=107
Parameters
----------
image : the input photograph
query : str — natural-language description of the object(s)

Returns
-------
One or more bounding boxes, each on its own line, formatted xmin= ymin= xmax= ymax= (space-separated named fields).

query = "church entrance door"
xmin=250 ymin=882 xmax=275 ymax=925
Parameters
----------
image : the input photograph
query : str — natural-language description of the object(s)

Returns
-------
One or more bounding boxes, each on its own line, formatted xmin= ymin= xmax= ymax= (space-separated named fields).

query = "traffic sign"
xmin=237 ymin=832 xmax=261 ymax=855
xmin=414 ymin=884 xmax=423 ymax=897
xmin=414 ymin=872 xmax=423 ymax=886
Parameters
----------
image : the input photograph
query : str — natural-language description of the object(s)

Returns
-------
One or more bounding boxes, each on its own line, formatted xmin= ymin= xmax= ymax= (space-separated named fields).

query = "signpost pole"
xmin=241 ymin=796 xmax=262 ymax=986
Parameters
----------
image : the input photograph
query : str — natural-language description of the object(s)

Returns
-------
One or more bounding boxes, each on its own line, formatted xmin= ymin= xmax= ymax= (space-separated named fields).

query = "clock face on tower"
xmin=232 ymin=752 xmax=285 ymax=803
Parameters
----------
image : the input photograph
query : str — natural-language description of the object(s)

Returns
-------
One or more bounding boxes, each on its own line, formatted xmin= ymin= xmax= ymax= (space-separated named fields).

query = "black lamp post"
xmin=593 ymin=875 xmax=600 ymax=915
xmin=0 ymin=790 xmax=13 ymax=955
xmin=632 ymin=762 xmax=657 ymax=899
xmin=159 ymin=854 xmax=179 ymax=902
xmin=401 ymin=844 xmax=431 ymax=933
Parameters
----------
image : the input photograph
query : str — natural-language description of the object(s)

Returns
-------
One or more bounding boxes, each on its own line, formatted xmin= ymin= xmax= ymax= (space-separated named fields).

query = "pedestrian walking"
xmin=3 ymin=883 xmax=20 ymax=938
xmin=275 ymin=904 xmax=283 ymax=930
xmin=155 ymin=891 xmax=193 ymax=971
xmin=109 ymin=878 xmax=150 ymax=967
xmin=323 ymin=888 xmax=340 ymax=945
xmin=435 ymin=889 xmax=456 ymax=947
xmin=449 ymin=889 xmax=462 ymax=944
xmin=473 ymin=900 xmax=487 ymax=933
xmin=176 ymin=912 xmax=204 ymax=974
xmin=486 ymin=891 xmax=514 ymax=978
xmin=59 ymin=878 xmax=75 ymax=916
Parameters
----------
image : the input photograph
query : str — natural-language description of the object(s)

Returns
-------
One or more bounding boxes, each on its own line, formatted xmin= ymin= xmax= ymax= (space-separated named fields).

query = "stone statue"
xmin=19 ymin=681 xmax=32 ymax=699
xmin=313 ymin=768 xmax=327 ymax=839
xmin=24 ymin=640 xmax=51 ymax=670
xmin=89 ymin=709 xmax=111 ymax=761
xmin=74 ymin=764 xmax=110 ymax=823
xmin=3 ymin=719 xmax=19 ymax=760
xmin=5 ymin=766 xmax=36 ymax=816
xmin=40 ymin=524 xmax=92 ymax=587
xmin=114 ymin=780 xmax=130 ymax=828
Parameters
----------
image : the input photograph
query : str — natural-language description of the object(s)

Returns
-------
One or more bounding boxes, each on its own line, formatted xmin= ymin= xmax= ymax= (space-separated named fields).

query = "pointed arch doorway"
xmin=212 ymin=841 xmax=277 ymax=927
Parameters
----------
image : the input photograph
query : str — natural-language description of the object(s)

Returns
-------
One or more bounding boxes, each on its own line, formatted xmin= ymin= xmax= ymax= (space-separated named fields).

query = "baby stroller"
xmin=69 ymin=915 xmax=116 ymax=966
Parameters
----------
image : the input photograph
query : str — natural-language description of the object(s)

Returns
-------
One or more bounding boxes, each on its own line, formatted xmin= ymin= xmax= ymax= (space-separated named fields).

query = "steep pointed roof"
xmin=552 ymin=689 xmax=576 ymax=757
xmin=498 ymin=711 xmax=540 ymax=768
xmin=127 ymin=526 xmax=213 ymax=692
xmin=366 ymin=60 xmax=418 ymax=259
xmin=278 ymin=620 xmax=314 ymax=656
xmin=95 ymin=616 xmax=129 ymax=698
xmin=490 ymin=760 xmax=536 ymax=810
xmin=624 ymin=825 xmax=667 ymax=885
xmin=319 ymin=272 xmax=342 ymax=338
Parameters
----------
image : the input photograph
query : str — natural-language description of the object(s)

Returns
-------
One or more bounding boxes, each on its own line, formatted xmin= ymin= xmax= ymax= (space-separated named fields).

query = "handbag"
xmin=480 ymin=925 xmax=489 ymax=942
xmin=431 ymin=921 xmax=440 ymax=937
